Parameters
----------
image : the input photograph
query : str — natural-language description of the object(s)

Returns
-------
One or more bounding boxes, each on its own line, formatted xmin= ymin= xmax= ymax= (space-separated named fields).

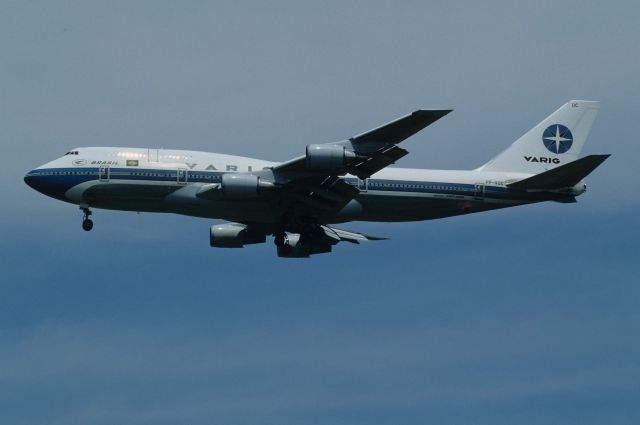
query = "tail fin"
xmin=507 ymin=154 xmax=610 ymax=190
xmin=479 ymin=100 xmax=600 ymax=173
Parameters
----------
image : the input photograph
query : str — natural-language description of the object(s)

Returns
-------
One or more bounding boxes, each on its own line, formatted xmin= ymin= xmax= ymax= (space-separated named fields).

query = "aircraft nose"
xmin=24 ymin=168 xmax=79 ymax=201
xmin=24 ymin=169 xmax=63 ymax=199
xmin=24 ymin=170 xmax=39 ymax=190
xmin=24 ymin=170 xmax=55 ymax=196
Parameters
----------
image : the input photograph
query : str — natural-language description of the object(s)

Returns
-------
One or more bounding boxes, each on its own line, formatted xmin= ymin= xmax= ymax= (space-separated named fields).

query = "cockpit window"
xmin=64 ymin=151 xmax=79 ymax=155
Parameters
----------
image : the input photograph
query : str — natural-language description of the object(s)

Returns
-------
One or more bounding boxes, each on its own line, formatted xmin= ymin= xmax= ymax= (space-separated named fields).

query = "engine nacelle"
xmin=210 ymin=223 xmax=266 ymax=248
xmin=276 ymin=233 xmax=332 ymax=258
xmin=305 ymin=144 xmax=356 ymax=171
xmin=220 ymin=173 xmax=274 ymax=199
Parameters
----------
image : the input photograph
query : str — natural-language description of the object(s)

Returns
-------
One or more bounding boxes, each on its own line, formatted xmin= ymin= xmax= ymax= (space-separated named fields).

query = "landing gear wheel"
xmin=82 ymin=218 xmax=94 ymax=231
xmin=80 ymin=207 xmax=93 ymax=231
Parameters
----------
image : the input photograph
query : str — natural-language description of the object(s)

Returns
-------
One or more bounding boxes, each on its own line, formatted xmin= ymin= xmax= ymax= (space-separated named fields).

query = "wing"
xmin=270 ymin=109 xmax=451 ymax=218
xmin=344 ymin=109 xmax=452 ymax=178
xmin=320 ymin=225 xmax=387 ymax=244
xmin=207 ymin=110 xmax=449 ymax=257
xmin=274 ymin=109 xmax=452 ymax=179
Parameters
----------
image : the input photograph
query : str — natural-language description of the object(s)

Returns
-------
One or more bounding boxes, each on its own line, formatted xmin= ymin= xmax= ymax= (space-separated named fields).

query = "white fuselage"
xmin=25 ymin=147 xmax=579 ymax=225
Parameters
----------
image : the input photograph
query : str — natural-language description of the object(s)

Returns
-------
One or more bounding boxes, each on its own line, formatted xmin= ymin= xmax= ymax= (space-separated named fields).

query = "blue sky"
xmin=1 ymin=1 xmax=639 ymax=424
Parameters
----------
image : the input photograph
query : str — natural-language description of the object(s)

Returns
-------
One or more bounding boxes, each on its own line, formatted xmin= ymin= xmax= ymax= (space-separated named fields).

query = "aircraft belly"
xmin=163 ymin=184 xmax=281 ymax=221
xmin=81 ymin=183 xmax=178 ymax=212
xmin=75 ymin=181 xmax=525 ymax=224
xmin=350 ymin=192 xmax=515 ymax=222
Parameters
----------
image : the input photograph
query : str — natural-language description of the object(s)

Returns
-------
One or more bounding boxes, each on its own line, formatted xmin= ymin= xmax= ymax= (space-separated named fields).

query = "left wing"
xmin=273 ymin=224 xmax=386 ymax=257
xmin=320 ymin=225 xmax=387 ymax=244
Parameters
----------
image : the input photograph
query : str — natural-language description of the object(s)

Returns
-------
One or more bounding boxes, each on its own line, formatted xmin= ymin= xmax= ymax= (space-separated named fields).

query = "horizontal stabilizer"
xmin=508 ymin=154 xmax=610 ymax=190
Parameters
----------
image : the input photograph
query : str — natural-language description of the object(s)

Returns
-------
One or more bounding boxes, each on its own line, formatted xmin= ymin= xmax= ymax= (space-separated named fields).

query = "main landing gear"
xmin=274 ymin=231 xmax=286 ymax=248
xmin=80 ymin=207 xmax=93 ymax=231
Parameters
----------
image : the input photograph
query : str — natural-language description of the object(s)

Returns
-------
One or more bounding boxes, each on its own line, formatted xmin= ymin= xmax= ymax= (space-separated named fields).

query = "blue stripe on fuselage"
xmin=25 ymin=168 xmax=99 ymax=201
xmin=24 ymin=167 xmax=554 ymax=202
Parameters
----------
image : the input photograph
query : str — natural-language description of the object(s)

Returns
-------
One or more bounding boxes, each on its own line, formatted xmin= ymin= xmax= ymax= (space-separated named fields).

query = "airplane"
xmin=25 ymin=100 xmax=609 ymax=258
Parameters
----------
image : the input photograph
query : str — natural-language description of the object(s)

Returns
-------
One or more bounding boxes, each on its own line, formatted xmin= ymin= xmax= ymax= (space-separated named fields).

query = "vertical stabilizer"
xmin=479 ymin=100 xmax=599 ymax=173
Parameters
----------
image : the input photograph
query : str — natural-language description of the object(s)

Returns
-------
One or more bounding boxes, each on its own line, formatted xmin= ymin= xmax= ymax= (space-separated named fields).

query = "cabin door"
xmin=99 ymin=166 xmax=110 ymax=182
xmin=474 ymin=183 xmax=485 ymax=200
xmin=177 ymin=168 xmax=188 ymax=184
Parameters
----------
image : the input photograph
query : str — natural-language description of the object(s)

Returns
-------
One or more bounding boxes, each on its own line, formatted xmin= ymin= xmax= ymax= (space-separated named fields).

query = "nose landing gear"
xmin=80 ymin=207 xmax=93 ymax=231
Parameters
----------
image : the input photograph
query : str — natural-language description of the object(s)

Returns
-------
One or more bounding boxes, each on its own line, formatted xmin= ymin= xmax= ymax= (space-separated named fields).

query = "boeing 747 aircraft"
xmin=25 ymin=100 xmax=609 ymax=257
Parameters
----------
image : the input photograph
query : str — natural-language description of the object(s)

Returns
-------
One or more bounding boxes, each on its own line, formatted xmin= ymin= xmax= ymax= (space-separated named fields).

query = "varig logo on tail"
xmin=523 ymin=124 xmax=574 ymax=164
xmin=543 ymin=124 xmax=573 ymax=154
xmin=524 ymin=155 xmax=560 ymax=164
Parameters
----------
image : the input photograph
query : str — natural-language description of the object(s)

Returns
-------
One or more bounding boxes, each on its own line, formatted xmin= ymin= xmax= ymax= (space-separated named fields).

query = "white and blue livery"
xmin=25 ymin=100 xmax=609 ymax=257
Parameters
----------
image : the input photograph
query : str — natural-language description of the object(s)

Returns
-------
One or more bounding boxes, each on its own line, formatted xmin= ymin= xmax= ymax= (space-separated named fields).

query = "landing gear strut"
xmin=273 ymin=231 xmax=286 ymax=248
xmin=80 ymin=207 xmax=93 ymax=231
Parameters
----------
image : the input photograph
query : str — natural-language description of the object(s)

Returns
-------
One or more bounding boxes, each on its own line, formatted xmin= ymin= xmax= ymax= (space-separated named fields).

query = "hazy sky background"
xmin=1 ymin=1 xmax=639 ymax=424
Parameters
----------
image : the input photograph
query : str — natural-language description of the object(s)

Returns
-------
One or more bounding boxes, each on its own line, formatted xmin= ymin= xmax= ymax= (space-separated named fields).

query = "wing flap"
xmin=348 ymin=145 xmax=408 ymax=178
xmin=282 ymin=176 xmax=359 ymax=214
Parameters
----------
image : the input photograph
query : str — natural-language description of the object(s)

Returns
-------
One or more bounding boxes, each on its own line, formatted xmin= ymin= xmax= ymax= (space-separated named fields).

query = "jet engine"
xmin=276 ymin=233 xmax=332 ymax=258
xmin=220 ymin=173 xmax=275 ymax=199
xmin=210 ymin=223 xmax=266 ymax=248
xmin=305 ymin=144 xmax=356 ymax=171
